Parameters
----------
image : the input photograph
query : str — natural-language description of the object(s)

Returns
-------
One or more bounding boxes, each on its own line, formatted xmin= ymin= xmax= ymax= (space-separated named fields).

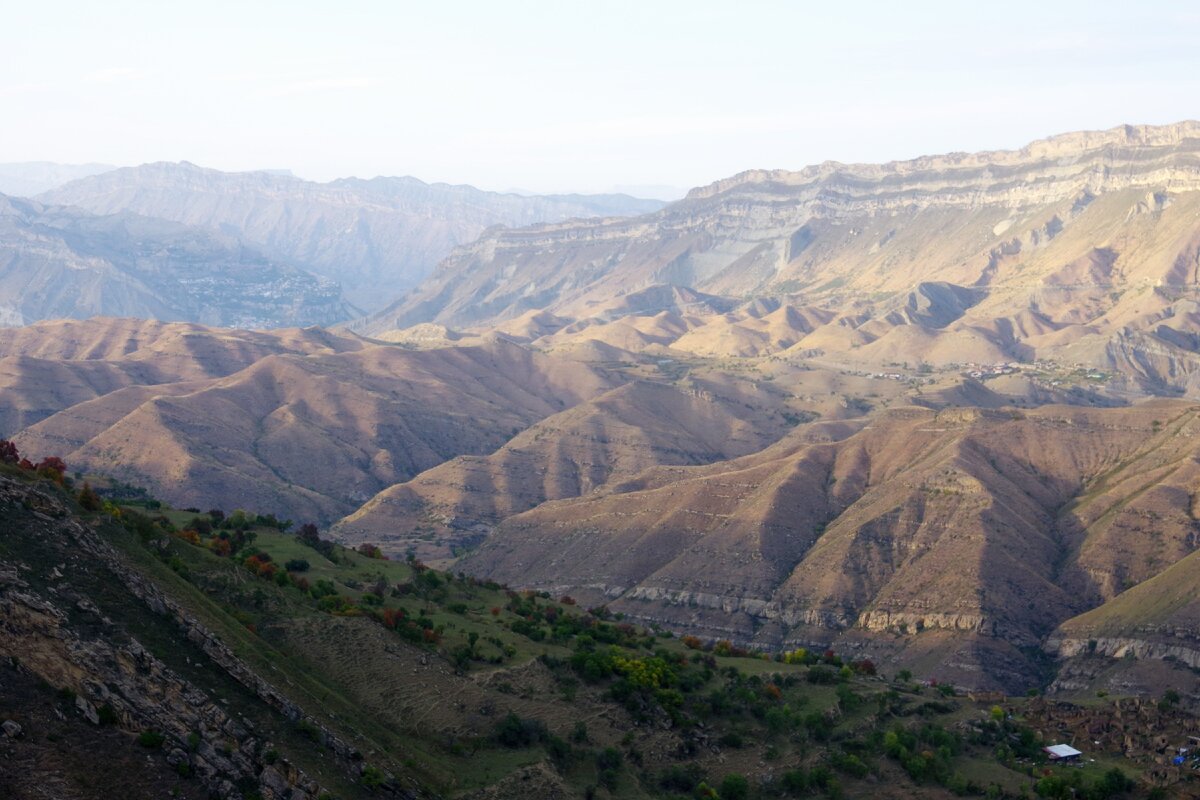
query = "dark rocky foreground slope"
xmin=0 ymin=474 xmax=392 ymax=800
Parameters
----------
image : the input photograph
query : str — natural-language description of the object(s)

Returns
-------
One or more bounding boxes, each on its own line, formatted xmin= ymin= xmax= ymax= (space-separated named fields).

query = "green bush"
xmin=137 ymin=730 xmax=165 ymax=748
xmin=360 ymin=765 xmax=387 ymax=788
xmin=720 ymin=773 xmax=750 ymax=800
xmin=659 ymin=764 xmax=705 ymax=793
xmin=97 ymin=704 xmax=118 ymax=725
xmin=831 ymin=751 xmax=869 ymax=778
xmin=596 ymin=746 xmax=622 ymax=771
xmin=493 ymin=713 xmax=547 ymax=748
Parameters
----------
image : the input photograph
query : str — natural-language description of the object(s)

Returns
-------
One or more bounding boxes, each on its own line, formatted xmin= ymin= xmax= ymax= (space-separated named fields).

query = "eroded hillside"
xmin=458 ymin=402 xmax=1200 ymax=691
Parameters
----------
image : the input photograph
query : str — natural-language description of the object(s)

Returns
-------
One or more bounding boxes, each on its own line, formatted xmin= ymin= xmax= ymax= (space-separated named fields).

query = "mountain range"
xmin=364 ymin=122 xmax=1200 ymax=395
xmin=0 ymin=194 xmax=352 ymax=328
xmin=38 ymin=162 xmax=666 ymax=312
xmin=5 ymin=123 xmax=1200 ymax=699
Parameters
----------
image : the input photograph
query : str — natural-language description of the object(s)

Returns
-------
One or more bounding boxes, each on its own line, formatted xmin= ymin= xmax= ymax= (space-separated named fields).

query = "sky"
xmin=3 ymin=1 xmax=1199 ymax=199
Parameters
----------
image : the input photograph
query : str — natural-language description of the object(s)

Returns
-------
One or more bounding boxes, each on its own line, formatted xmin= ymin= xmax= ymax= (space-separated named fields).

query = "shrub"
xmin=137 ymin=730 xmax=165 ymax=748
xmin=720 ymin=773 xmax=750 ymax=800
xmin=659 ymin=764 xmax=705 ymax=793
xmin=285 ymin=558 xmax=310 ymax=572
xmin=781 ymin=769 xmax=809 ymax=794
xmin=360 ymin=765 xmax=387 ymax=788
xmin=598 ymin=767 xmax=619 ymax=791
xmin=831 ymin=752 xmax=869 ymax=778
xmin=719 ymin=731 xmax=744 ymax=748
xmin=807 ymin=666 xmax=837 ymax=684
xmin=596 ymin=746 xmax=623 ymax=771
xmin=36 ymin=456 xmax=68 ymax=484
xmin=493 ymin=713 xmax=547 ymax=748
xmin=77 ymin=482 xmax=102 ymax=511
xmin=545 ymin=735 xmax=572 ymax=768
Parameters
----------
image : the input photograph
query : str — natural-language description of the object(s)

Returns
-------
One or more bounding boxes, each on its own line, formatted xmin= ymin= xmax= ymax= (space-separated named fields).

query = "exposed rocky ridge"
xmin=1043 ymin=546 xmax=1200 ymax=685
xmin=683 ymin=121 xmax=1200 ymax=202
xmin=39 ymin=162 xmax=665 ymax=311
xmin=0 ymin=474 xmax=411 ymax=799
xmin=458 ymin=401 xmax=1200 ymax=690
xmin=0 ymin=193 xmax=353 ymax=328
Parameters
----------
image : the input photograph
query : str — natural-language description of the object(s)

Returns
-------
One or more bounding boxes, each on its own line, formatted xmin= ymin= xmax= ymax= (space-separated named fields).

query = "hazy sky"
xmin=4 ymin=1 xmax=1198 ymax=197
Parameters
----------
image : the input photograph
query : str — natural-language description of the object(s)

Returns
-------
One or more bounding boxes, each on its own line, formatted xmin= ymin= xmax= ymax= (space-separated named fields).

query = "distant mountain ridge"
xmin=0 ymin=194 xmax=352 ymax=328
xmin=0 ymin=161 xmax=115 ymax=197
xmin=39 ymin=162 xmax=666 ymax=311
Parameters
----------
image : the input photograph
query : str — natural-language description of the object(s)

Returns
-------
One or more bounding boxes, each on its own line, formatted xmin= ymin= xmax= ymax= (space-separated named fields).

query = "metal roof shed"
xmin=1044 ymin=744 xmax=1083 ymax=761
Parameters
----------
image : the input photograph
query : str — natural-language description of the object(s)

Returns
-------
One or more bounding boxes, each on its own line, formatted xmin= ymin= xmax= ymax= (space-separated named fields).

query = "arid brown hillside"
xmin=17 ymin=341 xmax=615 ymax=523
xmin=458 ymin=401 xmax=1200 ymax=690
xmin=333 ymin=377 xmax=815 ymax=562
xmin=0 ymin=318 xmax=365 ymax=436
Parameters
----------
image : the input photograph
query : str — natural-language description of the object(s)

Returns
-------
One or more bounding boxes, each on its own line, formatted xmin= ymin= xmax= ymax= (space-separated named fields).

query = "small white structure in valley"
xmin=1044 ymin=744 xmax=1083 ymax=762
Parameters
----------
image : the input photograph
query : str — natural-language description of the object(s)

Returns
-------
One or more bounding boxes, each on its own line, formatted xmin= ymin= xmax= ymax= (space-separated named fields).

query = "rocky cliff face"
xmin=39 ymin=163 xmax=665 ymax=312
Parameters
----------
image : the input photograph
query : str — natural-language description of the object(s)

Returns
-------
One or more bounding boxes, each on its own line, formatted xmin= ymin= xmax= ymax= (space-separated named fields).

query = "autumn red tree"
xmin=35 ymin=456 xmax=68 ymax=484
xmin=0 ymin=440 xmax=19 ymax=465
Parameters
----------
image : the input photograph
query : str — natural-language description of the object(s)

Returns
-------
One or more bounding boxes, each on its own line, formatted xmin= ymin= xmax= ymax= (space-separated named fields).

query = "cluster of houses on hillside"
xmin=961 ymin=362 xmax=1020 ymax=380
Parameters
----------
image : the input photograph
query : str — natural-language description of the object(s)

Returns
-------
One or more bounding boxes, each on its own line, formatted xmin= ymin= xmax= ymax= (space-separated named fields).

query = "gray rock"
xmin=258 ymin=766 xmax=289 ymax=796
xmin=75 ymin=696 xmax=100 ymax=725
xmin=1 ymin=719 xmax=22 ymax=738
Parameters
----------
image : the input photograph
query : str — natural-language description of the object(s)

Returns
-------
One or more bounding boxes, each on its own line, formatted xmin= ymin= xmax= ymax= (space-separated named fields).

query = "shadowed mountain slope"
xmin=13 ymin=332 xmax=615 ymax=523
xmin=332 ymin=377 xmax=811 ymax=562
xmin=0 ymin=318 xmax=365 ymax=436
xmin=459 ymin=401 xmax=1200 ymax=690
